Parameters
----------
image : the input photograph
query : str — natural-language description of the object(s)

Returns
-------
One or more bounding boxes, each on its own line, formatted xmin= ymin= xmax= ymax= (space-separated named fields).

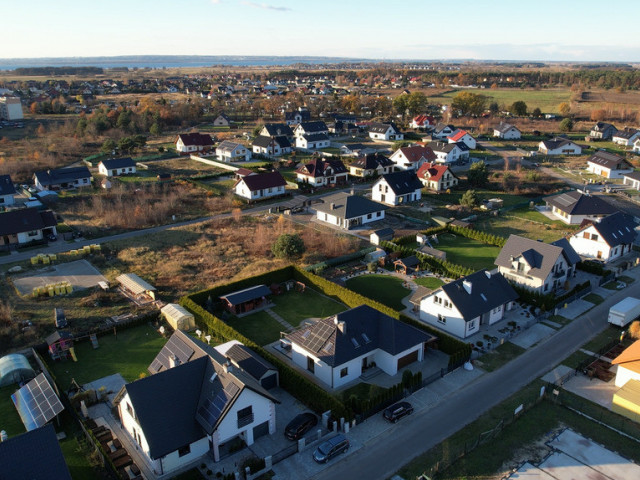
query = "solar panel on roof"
xmin=197 ymin=382 xmax=240 ymax=430
xmin=11 ymin=373 xmax=64 ymax=431
xmin=149 ymin=335 xmax=195 ymax=373
xmin=306 ymin=322 xmax=334 ymax=353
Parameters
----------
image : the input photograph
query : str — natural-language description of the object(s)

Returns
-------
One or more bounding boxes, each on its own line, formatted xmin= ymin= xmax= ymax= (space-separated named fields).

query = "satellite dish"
xmin=195 ymin=329 xmax=202 ymax=338
xmin=205 ymin=335 xmax=211 ymax=344
xmin=159 ymin=326 xmax=165 ymax=334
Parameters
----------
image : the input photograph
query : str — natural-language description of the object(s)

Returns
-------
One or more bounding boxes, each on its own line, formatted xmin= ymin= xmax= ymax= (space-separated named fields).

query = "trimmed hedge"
xmin=511 ymin=280 xmax=591 ymax=311
xmin=446 ymin=224 xmax=507 ymax=247
xmin=577 ymin=260 xmax=612 ymax=277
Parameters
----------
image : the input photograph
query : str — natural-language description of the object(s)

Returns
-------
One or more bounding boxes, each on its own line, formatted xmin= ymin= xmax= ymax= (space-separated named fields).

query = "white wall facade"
xmin=0 ymin=97 xmax=23 ymax=120
xmin=315 ymin=209 xmax=384 ymax=229
xmin=419 ymin=291 xmax=470 ymax=338
xmin=615 ymin=365 xmax=640 ymax=388
xmin=372 ymin=178 xmax=421 ymax=206
xmin=0 ymin=193 xmax=15 ymax=206
xmin=538 ymin=142 xmax=582 ymax=155
xmin=389 ymin=150 xmax=425 ymax=171
xmin=98 ymin=164 xmax=136 ymax=177
xmin=498 ymin=255 xmax=573 ymax=293
xmin=215 ymin=388 xmax=275 ymax=450
xmin=569 ymin=226 xmax=632 ymax=263
xmin=586 ymin=162 xmax=632 ymax=179
xmin=624 ymin=176 xmax=640 ymax=189
xmin=613 ymin=133 xmax=640 ymax=146
xmin=234 ymin=182 xmax=285 ymax=200
xmin=494 ymin=127 xmax=521 ymax=139
xmin=217 ymin=146 xmax=250 ymax=162
xmin=448 ymin=133 xmax=476 ymax=149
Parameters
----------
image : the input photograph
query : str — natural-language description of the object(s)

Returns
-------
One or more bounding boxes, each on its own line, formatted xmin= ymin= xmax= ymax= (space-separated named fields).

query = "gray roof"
xmin=0 ymin=208 xmax=57 ymax=237
xmin=545 ymin=191 xmax=617 ymax=216
xmin=219 ymin=285 xmax=272 ymax=306
xmin=494 ymin=122 xmax=520 ymax=134
xmin=394 ymin=255 xmax=420 ymax=268
xmin=0 ymin=174 xmax=16 ymax=196
xmin=379 ymin=171 xmax=423 ymax=195
xmin=225 ymin=344 xmax=276 ymax=381
xmin=580 ymin=212 xmax=638 ymax=247
xmin=301 ymin=133 xmax=329 ymax=142
xmin=623 ymin=171 xmax=640 ymax=182
xmin=370 ymin=122 xmax=399 ymax=134
xmin=0 ymin=424 xmax=72 ymax=480
xmin=613 ymin=129 xmax=640 ymax=140
xmin=550 ymin=238 xmax=582 ymax=265
xmin=262 ymin=123 xmax=293 ymax=137
xmin=372 ymin=227 xmax=394 ymax=238
xmin=434 ymin=123 xmax=455 ymax=134
xmin=285 ymin=305 xmax=435 ymax=367
xmin=440 ymin=270 xmax=518 ymax=321
xmin=239 ymin=171 xmax=287 ymax=191
xmin=588 ymin=151 xmax=631 ymax=170
xmin=540 ymin=138 xmax=580 ymax=151
xmin=100 ymin=157 xmax=136 ymax=169
xmin=495 ymin=235 xmax=580 ymax=281
xmin=592 ymin=122 xmax=616 ymax=132
xmin=297 ymin=121 xmax=328 ymax=133
xmin=430 ymin=141 xmax=461 ymax=153
xmin=217 ymin=140 xmax=244 ymax=152
xmin=34 ymin=166 xmax=91 ymax=186
xmin=314 ymin=193 xmax=388 ymax=220
xmin=350 ymin=153 xmax=394 ymax=169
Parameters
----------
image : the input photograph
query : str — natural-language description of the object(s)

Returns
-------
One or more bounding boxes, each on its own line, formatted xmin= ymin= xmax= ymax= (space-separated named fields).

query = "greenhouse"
xmin=0 ymin=354 xmax=35 ymax=387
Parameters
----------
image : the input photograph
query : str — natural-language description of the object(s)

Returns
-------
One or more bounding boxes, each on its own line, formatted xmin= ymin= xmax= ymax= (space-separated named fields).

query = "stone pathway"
xmin=265 ymin=308 xmax=295 ymax=332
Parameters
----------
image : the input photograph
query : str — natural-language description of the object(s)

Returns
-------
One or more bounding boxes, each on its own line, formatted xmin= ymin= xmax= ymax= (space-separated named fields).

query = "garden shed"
xmin=161 ymin=303 xmax=196 ymax=331
xmin=0 ymin=354 xmax=35 ymax=387
xmin=220 ymin=285 xmax=272 ymax=315
xmin=116 ymin=273 xmax=157 ymax=300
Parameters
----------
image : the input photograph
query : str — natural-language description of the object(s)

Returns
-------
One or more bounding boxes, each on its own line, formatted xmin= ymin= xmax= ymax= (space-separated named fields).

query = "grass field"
xmin=478 ymin=342 xmax=526 ymax=372
xmin=270 ymin=289 xmax=346 ymax=327
xmin=414 ymin=277 xmax=445 ymax=289
xmin=229 ymin=310 xmax=285 ymax=346
xmin=432 ymin=190 xmax=531 ymax=209
xmin=474 ymin=215 xmax=573 ymax=243
xmin=47 ymin=323 xmax=168 ymax=388
xmin=427 ymin=88 xmax=571 ymax=114
xmin=345 ymin=274 xmax=411 ymax=311
xmin=435 ymin=234 xmax=502 ymax=271
xmin=0 ymin=385 xmax=26 ymax=437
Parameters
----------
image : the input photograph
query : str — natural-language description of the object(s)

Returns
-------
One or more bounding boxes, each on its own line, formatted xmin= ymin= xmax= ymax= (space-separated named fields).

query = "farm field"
xmin=427 ymin=88 xmax=571 ymax=113
xmin=345 ymin=274 xmax=411 ymax=311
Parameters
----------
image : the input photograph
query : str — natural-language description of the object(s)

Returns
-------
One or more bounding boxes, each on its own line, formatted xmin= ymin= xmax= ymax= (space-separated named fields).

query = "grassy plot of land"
xmin=477 ymin=342 xmax=526 ymax=372
xmin=432 ymin=190 xmax=532 ymax=209
xmin=340 ymin=382 xmax=389 ymax=403
xmin=345 ymin=274 xmax=411 ymax=311
xmin=435 ymin=234 xmax=501 ymax=271
xmin=583 ymin=293 xmax=604 ymax=305
xmin=230 ymin=310 xmax=286 ymax=346
xmin=474 ymin=215 xmax=571 ymax=243
xmin=47 ymin=323 xmax=168 ymax=388
xmin=0 ymin=385 xmax=26 ymax=437
xmin=414 ymin=277 xmax=445 ymax=289
xmin=581 ymin=326 xmax=626 ymax=354
xmin=427 ymin=88 xmax=571 ymax=113
xmin=271 ymin=289 xmax=346 ymax=327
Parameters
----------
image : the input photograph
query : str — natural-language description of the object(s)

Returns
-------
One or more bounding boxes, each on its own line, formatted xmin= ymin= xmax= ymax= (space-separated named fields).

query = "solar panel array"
xmin=197 ymin=382 xmax=240 ymax=431
xmin=149 ymin=335 xmax=195 ymax=373
xmin=306 ymin=321 xmax=334 ymax=353
xmin=11 ymin=373 xmax=64 ymax=431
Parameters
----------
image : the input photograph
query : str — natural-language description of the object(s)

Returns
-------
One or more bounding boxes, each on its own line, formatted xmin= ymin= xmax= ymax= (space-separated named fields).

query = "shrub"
xmin=271 ymin=233 xmax=305 ymax=259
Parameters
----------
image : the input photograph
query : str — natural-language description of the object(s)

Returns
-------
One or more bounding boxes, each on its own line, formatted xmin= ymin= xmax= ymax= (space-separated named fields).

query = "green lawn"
xmin=435 ymin=234 xmax=502 ymax=271
xmin=506 ymin=206 xmax=568 ymax=226
xmin=478 ymin=343 xmax=526 ymax=372
xmin=47 ymin=324 xmax=168 ymax=389
xmin=583 ymin=293 xmax=604 ymax=305
xmin=619 ymin=275 xmax=635 ymax=284
xmin=230 ymin=310 xmax=286 ymax=346
xmin=345 ymin=274 xmax=411 ymax=311
xmin=271 ymin=289 xmax=346 ymax=327
xmin=432 ymin=190 xmax=531 ymax=209
xmin=474 ymin=215 xmax=573 ymax=243
xmin=414 ymin=277 xmax=445 ymax=289
xmin=0 ymin=385 xmax=26 ymax=437
xmin=427 ymin=88 xmax=571 ymax=114
xmin=340 ymin=382 xmax=389 ymax=404
xmin=581 ymin=327 xmax=626 ymax=353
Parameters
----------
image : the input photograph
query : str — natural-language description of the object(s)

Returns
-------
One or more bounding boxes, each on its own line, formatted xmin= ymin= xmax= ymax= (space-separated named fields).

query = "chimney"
xmin=350 ymin=188 xmax=355 ymax=195
xmin=485 ymin=270 xmax=492 ymax=279
xmin=330 ymin=202 xmax=336 ymax=210
xmin=223 ymin=361 xmax=232 ymax=373
xmin=336 ymin=320 xmax=347 ymax=334
xmin=462 ymin=280 xmax=472 ymax=294
xmin=169 ymin=355 xmax=178 ymax=369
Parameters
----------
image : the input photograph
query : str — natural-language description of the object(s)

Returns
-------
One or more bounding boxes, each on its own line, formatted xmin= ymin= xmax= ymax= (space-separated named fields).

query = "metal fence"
xmin=271 ymin=443 xmax=298 ymax=465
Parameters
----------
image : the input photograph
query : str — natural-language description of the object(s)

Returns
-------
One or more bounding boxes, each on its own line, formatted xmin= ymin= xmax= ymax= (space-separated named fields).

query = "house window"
xmin=126 ymin=402 xmax=133 ymax=417
xmin=307 ymin=356 xmax=315 ymax=373
xmin=367 ymin=213 xmax=372 ymax=219
xmin=340 ymin=367 xmax=348 ymax=378
xmin=178 ymin=444 xmax=191 ymax=457
xmin=591 ymin=234 xmax=599 ymax=242
xmin=27 ymin=231 xmax=39 ymax=237
xmin=376 ymin=211 xmax=381 ymax=217
xmin=237 ymin=406 xmax=254 ymax=428
xmin=468 ymin=320 xmax=475 ymax=329
xmin=437 ymin=314 xmax=446 ymax=324
xmin=433 ymin=296 xmax=441 ymax=304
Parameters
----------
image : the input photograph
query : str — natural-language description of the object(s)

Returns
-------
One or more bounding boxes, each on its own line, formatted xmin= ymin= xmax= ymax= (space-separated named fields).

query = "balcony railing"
xmin=237 ymin=413 xmax=254 ymax=429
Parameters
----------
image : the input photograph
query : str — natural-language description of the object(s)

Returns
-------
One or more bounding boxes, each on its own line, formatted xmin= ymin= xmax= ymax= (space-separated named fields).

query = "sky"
xmin=3 ymin=0 xmax=640 ymax=62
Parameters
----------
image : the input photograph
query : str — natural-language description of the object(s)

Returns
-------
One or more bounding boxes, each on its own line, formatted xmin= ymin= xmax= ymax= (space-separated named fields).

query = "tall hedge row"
xmin=446 ymin=224 xmax=507 ymax=247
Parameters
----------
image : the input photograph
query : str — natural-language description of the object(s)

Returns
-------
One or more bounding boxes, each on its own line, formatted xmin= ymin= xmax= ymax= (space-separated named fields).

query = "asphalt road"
xmin=311 ymin=276 xmax=638 ymax=480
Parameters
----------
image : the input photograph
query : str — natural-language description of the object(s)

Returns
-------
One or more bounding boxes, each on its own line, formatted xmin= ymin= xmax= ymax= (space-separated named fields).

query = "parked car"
xmin=312 ymin=434 xmax=349 ymax=463
xmin=54 ymin=308 xmax=67 ymax=328
xmin=47 ymin=234 xmax=57 ymax=242
xmin=285 ymin=412 xmax=318 ymax=441
xmin=383 ymin=401 xmax=414 ymax=423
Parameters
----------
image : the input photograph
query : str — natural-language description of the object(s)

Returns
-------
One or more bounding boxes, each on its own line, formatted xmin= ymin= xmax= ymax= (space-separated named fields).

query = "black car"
xmin=312 ymin=434 xmax=349 ymax=463
xmin=285 ymin=412 xmax=318 ymax=440
xmin=383 ymin=401 xmax=413 ymax=423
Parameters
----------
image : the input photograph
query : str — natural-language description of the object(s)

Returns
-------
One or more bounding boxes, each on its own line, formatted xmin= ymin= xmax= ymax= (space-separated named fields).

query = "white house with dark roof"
xmin=432 ymin=123 xmax=456 ymax=140
xmin=447 ymin=129 xmax=476 ymax=149
xmin=234 ymin=171 xmax=286 ymax=200
xmin=0 ymin=208 xmax=58 ymax=246
xmin=545 ymin=190 xmax=618 ymax=224
xmin=389 ymin=145 xmax=436 ymax=171
xmin=216 ymin=140 xmax=251 ymax=162
xmin=314 ymin=192 xmax=388 ymax=229
xmin=0 ymin=174 xmax=16 ymax=206
xmin=372 ymin=170 xmax=423 ymax=206
xmin=495 ymin=235 xmax=580 ymax=293
xmin=538 ymin=138 xmax=582 ymax=155
xmin=293 ymin=121 xmax=329 ymax=140
xmin=296 ymin=133 xmax=330 ymax=150
xmin=430 ymin=142 xmax=469 ymax=164
xmin=285 ymin=305 xmax=436 ymax=389
xmin=175 ymin=133 xmax=215 ymax=154
xmin=213 ymin=113 xmax=230 ymax=127
xmin=115 ymin=330 xmax=279 ymax=474
xmin=419 ymin=270 xmax=518 ymax=339
xmin=295 ymin=158 xmax=348 ymax=187
xmin=586 ymin=151 xmax=633 ymax=179
xmin=215 ymin=340 xmax=279 ymax=390
xmin=568 ymin=212 xmax=638 ymax=263
xmin=612 ymin=128 xmax=640 ymax=147
xmin=252 ymin=135 xmax=291 ymax=156
xmin=634 ymin=138 xmax=640 ymax=154
xmin=590 ymin=122 xmax=617 ymax=140
xmin=623 ymin=171 xmax=640 ymax=190
xmin=493 ymin=123 xmax=521 ymax=140
xmin=368 ymin=122 xmax=403 ymax=141
xmin=98 ymin=157 xmax=136 ymax=177
xmin=259 ymin=123 xmax=293 ymax=139
xmin=348 ymin=153 xmax=395 ymax=177
xmin=33 ymin=166 xmax=92 ymax=191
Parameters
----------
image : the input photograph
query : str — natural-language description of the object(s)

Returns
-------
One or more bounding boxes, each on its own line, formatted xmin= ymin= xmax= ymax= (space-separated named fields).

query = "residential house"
xmin=368 ymin=122 xmax=403 ymax=141
xmin=34 ymin=166 xmax=92 ymax=191
xmin=175 ymin=133 xmax=215 ymax=154
xmin=252 ymin=136 xmax=291 ymax=156
xmin=586 ymin=151 xmax=633 ymax=179
xmin=623 ymin=171 xmax=640 ymax=190
xmin=431 ymin=123 xmax=456 ymax=140
xmin=447 ymin=129 xmax=477 ymax=149
xmin=430 ymin=142 xmax=469 ymax=164
xmin=612 ymin=128 xmax=640 ymax=147
xmin=419 ymin=270 xmax=518 ymax=339
xmin=234 ymin=168 xmax=255 ymax=180
xmin=634 ymin=138 xmax=640 ymax=154
xmin=314 ymin=192 xmax=388 ymax=229
xmin=216 ymin=140 xmax=251 ymax=162
xmin=115 ymin=330 xmax=279 ymax=474
xmin=0 ymin=174 xmax=16 ymax=207
xmin=545 ymin=190 xmax=618 ymax=224
xmin=285 ymin=305 xmax=436 ymax=389
xmin=213 ymin=113 xmax=230 ymax=127
xmin=493 ymin=123 xmax=522 ymax=140
xmin=296 ymin=133 xmax=330 ymax=150
xmin=370 ymin=228 xmax=394 ymax=246
xmin=234 ymin=171 xmax=287 ymax=201
xmin=590 ymin=122 xmax=617 ymax=140
xmin=612 ymin=340 xmax=640 ymax=388
xmin=568 ymin=212 xmax=637 ymax=263
xmin=372 ymin=170 xmax=423 ymax=206
xmin=98 ymin=157 xmax=137 ymax=177
xmin=348 ymin=153 xmax=395 ymax=177
xmin=293 ymin=121 xmax=329 ymax=140
xmin=416 ymin=163 xmax=459 ymax=192
xmin=611 ymin=341 xmax=640 ymax=422
xmin=389 ymin=145 xmax=436 ymax=171
xmin=284 ymin=107 xmax=311 ymax=125
xmin=538 ymin=138 xmax=582 ymax=155
xmin=495 ymin=235 xmax=580 ymax=294
xmin=0 ymin=208 xmax=57 ymax=246
xmin=410 ymin=114 xmax=435 ymax=130
xmin=0 ymin=96 xmax=23 ymax=120
xmin=215 ymin=340 xmax=279 ymax=390
xmin=295 ymin=158 xmax=348 ymax=187
xmin=259 ymin=123 xmax=293 ymax=139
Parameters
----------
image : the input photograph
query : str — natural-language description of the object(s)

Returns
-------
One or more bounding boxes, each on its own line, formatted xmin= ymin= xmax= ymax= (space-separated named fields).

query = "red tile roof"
xmin=416 ymin=162 xmax=450 ymax=182
xmin=447 ymin=129 xmax=469 ymax=142
xmin=397 ymin=145 xmax=436 ymax=163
